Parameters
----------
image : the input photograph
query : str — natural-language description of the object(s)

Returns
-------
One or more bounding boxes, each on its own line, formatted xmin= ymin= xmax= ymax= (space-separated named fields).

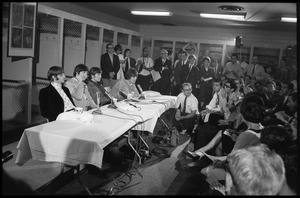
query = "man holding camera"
xmin=174 ymin=83 xmax=199 ymax=137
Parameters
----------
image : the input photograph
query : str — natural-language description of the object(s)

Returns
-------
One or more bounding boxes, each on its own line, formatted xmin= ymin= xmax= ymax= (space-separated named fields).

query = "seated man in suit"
xmin=39 ymin=66 xmax=76 ymax=122
xmin=173 ymin=83 xmax=199 ymax=137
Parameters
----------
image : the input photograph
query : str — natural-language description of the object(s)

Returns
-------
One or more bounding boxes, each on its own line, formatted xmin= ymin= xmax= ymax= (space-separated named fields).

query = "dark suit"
xmin=212 ymin=64 xmax=224 ymax=79
xmin=198 ymin=67 xmax=214 ymax=105
xmin=123 ymin=57 xmax=136 ymax=77
xmin=152 ymin=58 xmax=172 ymax=95
xmin=100 ymin=53 xmax=120 ymax=80
xmin=39 ymin=84 xmax=75 ymax=122
xmin=180 ymin=64 xmax=199 ymax=96
xmin=171 ymin=60 xmax=186 ymax=96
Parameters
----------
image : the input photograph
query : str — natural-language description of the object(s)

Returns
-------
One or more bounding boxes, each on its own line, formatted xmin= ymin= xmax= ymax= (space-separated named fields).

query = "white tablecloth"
xmin=15 ymin=96 xmax=177 ymax=169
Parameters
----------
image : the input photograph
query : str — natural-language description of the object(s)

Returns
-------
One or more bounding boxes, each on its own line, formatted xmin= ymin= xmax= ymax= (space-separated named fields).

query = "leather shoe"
xmin=187 ymin=160 xmax=202 ymax=168
xmin=183 ymin=150 xmax=198 ymax=158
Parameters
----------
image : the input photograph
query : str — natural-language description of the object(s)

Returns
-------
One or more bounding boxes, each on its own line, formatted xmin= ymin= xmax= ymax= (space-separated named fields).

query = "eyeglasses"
xmin=107 ymin=47 xmax=114 ymax=49
xmin=183 ymin=88 xmax=192 ymax=91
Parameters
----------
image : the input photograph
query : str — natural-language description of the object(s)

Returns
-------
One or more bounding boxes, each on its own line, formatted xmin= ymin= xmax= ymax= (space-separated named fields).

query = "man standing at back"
xmin=152 ymin=49 xmax=172 ymax=95
xmin=39 ymin=66 xmax=75 ymax=122
xmin=222 ymin=54 xmax=242 ymax=80
xmin=244 ymin=55 xmax=266 ymax=83
xmin=171 ymin=50 xmax=188 ymax=96
xmin=135 ymin=47 xmax=154 ymax=92
xmin=101 ymin=43 xmax=120 ymax=88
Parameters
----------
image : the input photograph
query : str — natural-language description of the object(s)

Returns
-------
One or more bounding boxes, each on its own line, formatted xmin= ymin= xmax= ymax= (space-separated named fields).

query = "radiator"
xmin=2 ymin=81 xmax=28 ymax=120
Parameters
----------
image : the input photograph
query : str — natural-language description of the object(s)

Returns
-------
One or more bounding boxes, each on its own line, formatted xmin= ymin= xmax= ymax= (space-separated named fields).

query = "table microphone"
xmin=104 ymin=90 xmax=117 ymax=109
xmin=137 ymin=84 xmax=145 ymax=100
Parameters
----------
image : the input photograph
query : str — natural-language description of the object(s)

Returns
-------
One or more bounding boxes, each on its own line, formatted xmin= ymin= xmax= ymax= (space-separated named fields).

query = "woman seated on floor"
xmin=186 ymin=102 xmax=247 ymax=167
xmin=186 ymin=92 xmax=267 ymax=181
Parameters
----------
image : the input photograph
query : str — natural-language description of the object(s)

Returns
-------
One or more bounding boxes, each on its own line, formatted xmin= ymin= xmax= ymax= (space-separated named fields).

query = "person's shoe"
xmin=180 ymin=129 xmax=187 ymax=134
xmin=183 ymin=150 xmax=198 ymax=158
xmin=187 ymin=160 xmax=202 ymax=168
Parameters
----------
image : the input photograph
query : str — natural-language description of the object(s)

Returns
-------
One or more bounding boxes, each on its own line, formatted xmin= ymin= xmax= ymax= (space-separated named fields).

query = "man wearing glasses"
xmin=174 ymin=83 xmax=199 ymax=137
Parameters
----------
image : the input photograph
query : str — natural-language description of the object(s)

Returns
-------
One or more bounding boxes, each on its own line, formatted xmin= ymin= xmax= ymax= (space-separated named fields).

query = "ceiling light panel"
xmin=200 ymin=13 xmax=245 ymax=21
xmin=131 ymin=11 xmax=172 ymax=16
xmin=281 ymin=17 xmax=297 ymax=23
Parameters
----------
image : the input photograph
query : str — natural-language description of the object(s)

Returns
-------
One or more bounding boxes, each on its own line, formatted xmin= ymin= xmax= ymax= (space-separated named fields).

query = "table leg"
xmin=127 ymin=130 xmax=142 ymax=164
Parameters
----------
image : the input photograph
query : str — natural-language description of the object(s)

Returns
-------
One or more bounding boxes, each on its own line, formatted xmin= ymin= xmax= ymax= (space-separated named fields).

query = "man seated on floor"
xmin=199 ymin=78 xmax=224 ymax=125
xmin=173 ymin=82 xmax=199 ymax=137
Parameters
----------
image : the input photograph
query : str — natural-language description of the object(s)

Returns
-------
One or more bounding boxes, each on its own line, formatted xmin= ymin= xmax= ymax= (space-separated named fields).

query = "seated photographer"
xmin=110 ymin=68 xmax=139 ymax=100
xmin=173 ymin=83 xmax=199 ymax=137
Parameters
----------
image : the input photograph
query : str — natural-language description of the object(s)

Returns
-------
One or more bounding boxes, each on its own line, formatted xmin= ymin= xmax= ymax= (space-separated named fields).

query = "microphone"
xmin=104 ymin=90 xmax=117 ymax=109
xmin=137 ymin=84 xmax=145 ymax=100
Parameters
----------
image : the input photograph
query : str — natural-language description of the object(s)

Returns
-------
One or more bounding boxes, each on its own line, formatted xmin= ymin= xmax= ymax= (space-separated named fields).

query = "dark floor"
xmin=2 ymin=110 xmax=217 ymax=195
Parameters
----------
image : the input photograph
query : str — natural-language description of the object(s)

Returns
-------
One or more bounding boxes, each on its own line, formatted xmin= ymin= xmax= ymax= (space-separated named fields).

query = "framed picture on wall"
xmin=8 ymin=2 xmax=37 ymax=57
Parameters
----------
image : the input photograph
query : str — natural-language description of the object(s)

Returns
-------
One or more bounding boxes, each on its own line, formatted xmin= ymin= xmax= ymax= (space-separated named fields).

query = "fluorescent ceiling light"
xmin=131 ymin=11 xmax=172 ymax=16
xmin=200 ymin=13 xmax=245 ymax=21
xmin=281 ymin=17 xmax=297 ymax=23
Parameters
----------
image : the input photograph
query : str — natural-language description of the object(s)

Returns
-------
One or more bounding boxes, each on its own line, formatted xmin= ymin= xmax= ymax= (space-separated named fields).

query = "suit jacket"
xmin=211 ymin=64 xmax=224 ymax=79
xmin=173 ymin=59 xmax=186 ymax=85
xmin=87 ymin=80 xmax=111 ymax=106
xmin=39 ymin=84 xmax=75 ymax=122
xmin=181 ymin=64 xmax=199 ymax=90
xmin=124 ymin=57 xmax=136 ymax=76
xmin=244 ymin=63 xmax=265 ymax=81
xmin=153 ymin=58 xmax=172 ymax=79
xmin=101 ymin=53 xmax=120 ymax=79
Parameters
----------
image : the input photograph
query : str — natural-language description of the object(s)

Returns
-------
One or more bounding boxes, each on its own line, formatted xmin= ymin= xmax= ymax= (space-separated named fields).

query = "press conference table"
xmin=15 ymin=95 xmax=177 ymax=169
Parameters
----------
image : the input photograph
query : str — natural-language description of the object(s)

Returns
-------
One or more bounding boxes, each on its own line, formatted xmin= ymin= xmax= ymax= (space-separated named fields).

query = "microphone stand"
xmin=104 ymin=90 xmax=117 ymax=109
xmin=92 ymin=92 xmax=103 ymax=115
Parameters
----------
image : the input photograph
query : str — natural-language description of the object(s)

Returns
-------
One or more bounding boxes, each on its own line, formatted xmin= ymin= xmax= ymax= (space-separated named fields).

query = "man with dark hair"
xmin=180 ymin=54 xmax=199 ymax=97
xmin=272 ymin=81 xmax=294 ymax=115
xmin=260 ymin=125 xmax=297 ymax=195
xmin=222 ymin=54 xmax=242 ymax=80
xmin=171 ymin=50 xmax=187 ymax=96
xmin=65 ymin=64 xmax=97 ymax=111
xmin=39 ymin=66 xmax=75 ymax=121
xmin=110 ymin=68 xmax=139 ymax=100
xmin=101 ymin=43 xmax=120 ymax=88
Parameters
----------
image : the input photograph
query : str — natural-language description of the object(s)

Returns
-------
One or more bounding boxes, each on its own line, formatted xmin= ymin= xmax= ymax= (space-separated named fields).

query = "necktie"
xmin=125 ymin=59 xmax=129 ymax=72
xmin=162 ymin=59 xmax=165 ymax=64
xmin=216 ymin=93 xmax=219 ymax=106
xmin=182 ymin=96 xmax=187 ymax=114
xmin=226 ymin=95 xmax=229 ymax=103
xmin=182 ymin=61 xmax=184 ymax=65
xmin=251 ymin=64 xmax=256 ymax=75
